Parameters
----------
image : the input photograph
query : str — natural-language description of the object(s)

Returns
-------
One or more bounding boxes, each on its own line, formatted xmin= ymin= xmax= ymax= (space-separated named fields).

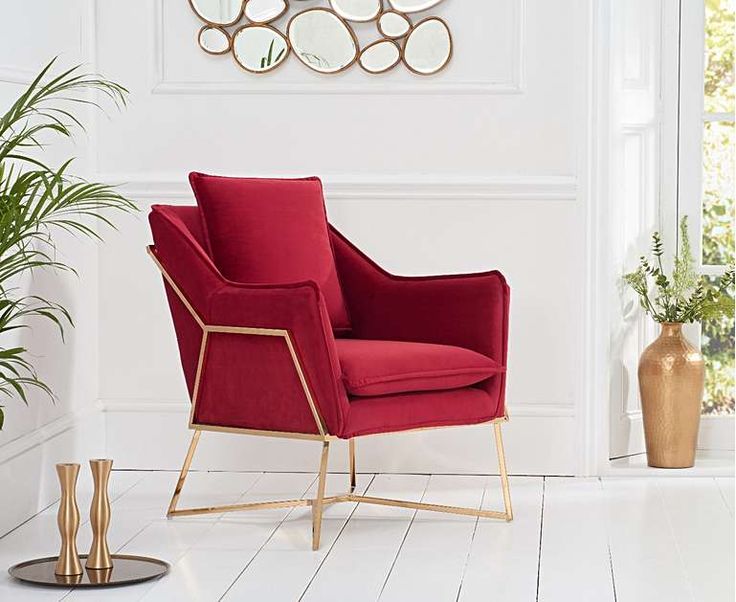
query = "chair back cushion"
xmin=190 ymin=173 xmax=351 ymax=329
xmin=336 ymin=339 xmax=504 ymax=397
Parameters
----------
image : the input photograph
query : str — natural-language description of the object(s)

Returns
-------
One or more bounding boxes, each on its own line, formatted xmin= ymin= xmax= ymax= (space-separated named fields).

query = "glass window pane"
xmin=702 ymin=277 xmax=735 ymax=415
xmin=704 ymin=0 xmax=735 ymax=113
xmin=702 ymin=120 xmax=735 ymax=265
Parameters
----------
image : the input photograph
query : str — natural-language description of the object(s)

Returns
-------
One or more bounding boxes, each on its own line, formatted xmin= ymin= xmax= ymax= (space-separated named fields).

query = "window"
xmin=701 ymin=0 xmax=734 ymax=415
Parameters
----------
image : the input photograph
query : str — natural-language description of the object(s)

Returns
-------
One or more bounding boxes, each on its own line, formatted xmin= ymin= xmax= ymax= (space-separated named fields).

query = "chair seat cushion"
xmin=342 ymin=387 xmax=501 ymax=438
xmin=335 ymin=339 xmax=503 ymax=397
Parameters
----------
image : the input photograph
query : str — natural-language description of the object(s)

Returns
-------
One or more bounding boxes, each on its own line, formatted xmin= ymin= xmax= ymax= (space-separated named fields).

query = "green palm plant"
xmin=0 ymin=59 xmax=136 ymax=430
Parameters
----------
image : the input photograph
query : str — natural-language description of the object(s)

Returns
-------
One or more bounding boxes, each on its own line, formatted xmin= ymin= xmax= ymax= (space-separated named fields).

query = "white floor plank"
xmin=715 ymin=477 xmax=734 ymax=517
xmin=140 ymin=549 xmax=253 ymax=602
xmin=0 ymin=470 xmax=144 ymax=563
xmin=378 ymin=475 xmax=486 ymax=602
xmin=657 ymin=478 xmax=735 ymax=602
xmin=458 ymin=477 xmax=544 ymax=602
xmin=0 ymin=470 xmax=146 ymax=602
xmin=537 ymin=478 xmax=616 ymax=602
xmin=1 ymin=472 xmax=734 ymax=602
xmin=64 ymin=470 xmax=267 ymax=601
xmin=602 ymin=478 xmax=693 ymax=602
xmin=221 ymin=473 xmax=374 ymax=601
xmin=188 ymin=472 xmax=316 ymax=554
xmin=124 ymin=472 xmax=316 ymax=602
xmin=300 ymin=474 xmax=431 ymax=602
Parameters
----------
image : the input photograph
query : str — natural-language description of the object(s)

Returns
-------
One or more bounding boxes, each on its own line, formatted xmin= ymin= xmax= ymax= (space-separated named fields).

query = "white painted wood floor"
xmin=0 ymin=471 xmax=733 ymax=601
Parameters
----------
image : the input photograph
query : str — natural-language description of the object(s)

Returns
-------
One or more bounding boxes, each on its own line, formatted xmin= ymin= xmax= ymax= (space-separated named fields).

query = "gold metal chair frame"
xmin=149 ymin=247 xmax=513 ymax=551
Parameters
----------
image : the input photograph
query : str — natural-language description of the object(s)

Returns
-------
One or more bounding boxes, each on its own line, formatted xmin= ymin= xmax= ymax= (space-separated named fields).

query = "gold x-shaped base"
xmin=167 ymin=421 xmax=513 ymax=550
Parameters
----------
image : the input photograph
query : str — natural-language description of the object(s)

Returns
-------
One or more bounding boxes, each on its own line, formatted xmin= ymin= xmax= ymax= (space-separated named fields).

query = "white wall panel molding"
xmin=0 ymin=412 xmax=78 ymax=466
xmin=0 ymin=66 xmax=37 ymax=85
xmin=100 ymin=175 xmax=578 ymax=203
xmin=101 ymin=402 xmax=577 ymax=475
xmin=0 ymin=406 xmax=105 ymax=537
xmin=149 ymin=0 xmax=526 ymax=96
xmin=99 ymin=399 xmax=576 ymax=418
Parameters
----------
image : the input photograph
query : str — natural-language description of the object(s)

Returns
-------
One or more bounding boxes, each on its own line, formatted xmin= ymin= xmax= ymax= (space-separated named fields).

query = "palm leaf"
xmin=0 ymin=59 xmax=135 ymax=429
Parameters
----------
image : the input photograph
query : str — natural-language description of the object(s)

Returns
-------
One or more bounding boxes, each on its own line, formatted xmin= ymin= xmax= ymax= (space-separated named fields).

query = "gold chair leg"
xmin=348 ymin=439 xmax=356 ymax=494
xmin=493 ymin=421 xmax=513 ymax=521
xmin=167 ymin=430 xmax=201 ymax=517
xmin=165 ymin=422 xmax=511 ymax=546
xmin=312 ymin=440 xmax=330 ymax=551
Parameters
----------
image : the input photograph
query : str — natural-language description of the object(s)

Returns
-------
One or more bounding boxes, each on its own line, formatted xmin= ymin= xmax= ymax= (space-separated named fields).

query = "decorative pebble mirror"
xmin=189 ymin=0 xmax=452 ymax=76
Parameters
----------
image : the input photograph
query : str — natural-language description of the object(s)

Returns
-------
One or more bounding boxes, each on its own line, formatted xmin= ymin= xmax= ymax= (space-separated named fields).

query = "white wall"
xmin=96 ymin=0 xmax=590 ymax=475
xmin=0 ymin=0 xmax=107 ymax=536
xmin=0 ymin=3 xmax=727 ymax=522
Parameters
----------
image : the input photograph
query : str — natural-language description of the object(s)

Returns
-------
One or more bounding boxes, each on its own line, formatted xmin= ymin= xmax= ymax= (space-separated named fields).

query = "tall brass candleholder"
xmin=55 ymin=463 xmax=83 ymax=576
xmin=87 ymin=459 xmax=113 ymax=570
xmin=10 ymin=459 xmax=169 ymax=589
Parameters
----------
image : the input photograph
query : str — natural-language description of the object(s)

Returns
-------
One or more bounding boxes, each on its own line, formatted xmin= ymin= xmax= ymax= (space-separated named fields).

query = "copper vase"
xmin=638 ymin=322 xmax=704 ymax=468
xmin=55 ymin=463 xmax=83 ymax=576
xmin=87 ymin=458 xmax=113 ymax=570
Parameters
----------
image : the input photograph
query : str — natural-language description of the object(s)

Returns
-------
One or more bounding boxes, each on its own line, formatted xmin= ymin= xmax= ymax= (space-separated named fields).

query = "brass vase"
xmin=55 ymin=463 xmax=83 ymax=576
xmin=87 ymin=458 xmax=114 ymax=570
xmin=638 ymin=322 xmax=704 ymax=468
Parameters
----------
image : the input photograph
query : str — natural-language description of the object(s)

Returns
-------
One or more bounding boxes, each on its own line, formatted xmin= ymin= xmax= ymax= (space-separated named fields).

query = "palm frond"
xmin=0 ymin=59 xmax=135 ymax=429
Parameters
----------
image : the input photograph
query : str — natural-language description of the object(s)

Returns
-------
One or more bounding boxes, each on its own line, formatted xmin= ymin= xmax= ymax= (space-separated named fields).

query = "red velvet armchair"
xmin=148 ymin=174 xmax=512 ymax=550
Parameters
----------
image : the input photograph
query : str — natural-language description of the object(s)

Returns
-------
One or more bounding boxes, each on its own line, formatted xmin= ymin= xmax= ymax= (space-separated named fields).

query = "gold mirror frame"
xmin=232 ymin=23 xmax=291 ymax=73
xmin=286 ymin=7 xmax=360 ymax=74
xmin=198 ymin=25 xmax=232 ymax=55
xmin=377 ymin=9 xmax=411 ymax=39
xmin=401 ymin=15 xmax=453 ymax=76
xmin=243 ymin=0 xmax=289 ymax=24
xmin=329 ymin=0 xmax=383 ymax=23
xmin=188 ymin=0 xmax=245 ymax=27
xmin=187 ymin=0 xmax=453 ymax=77
xmin=358 ymin=39 xmax=401 ymax=74
xmin=387 ymin=0 xmax=443 ymax=14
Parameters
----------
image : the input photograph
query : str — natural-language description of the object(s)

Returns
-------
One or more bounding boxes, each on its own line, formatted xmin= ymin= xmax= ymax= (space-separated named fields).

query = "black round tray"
xmin=8 ymin=554 xmax=169 ymax=588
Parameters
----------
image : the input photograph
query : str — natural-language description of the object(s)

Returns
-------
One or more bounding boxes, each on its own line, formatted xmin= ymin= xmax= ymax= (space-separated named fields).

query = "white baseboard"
xmin=102 ymin=401 xmax=578 ymax=476
xmin=698 ymin=415 xmax=735 ymax=451
xmin=0 ymin=408 xmax=106 ymax=537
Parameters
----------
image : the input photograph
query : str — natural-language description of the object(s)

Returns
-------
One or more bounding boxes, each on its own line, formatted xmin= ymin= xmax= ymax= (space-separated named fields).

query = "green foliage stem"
xmin=624 ymin=216 xmax=735 ymax=325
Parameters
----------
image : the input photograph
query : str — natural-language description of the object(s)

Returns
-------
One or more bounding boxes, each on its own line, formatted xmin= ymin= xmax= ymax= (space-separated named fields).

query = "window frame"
xmin=677 ymin=0 xmax=734 ymax=425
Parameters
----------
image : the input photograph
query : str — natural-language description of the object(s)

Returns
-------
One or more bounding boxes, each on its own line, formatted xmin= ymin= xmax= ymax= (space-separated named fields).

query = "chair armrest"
xmin=204 ymin=279 xmax=349 ymax=437
xmin=330 ymin=226 xmax=510 ymax=367
xmin=148 ymin=206 xmax=348 ymax=437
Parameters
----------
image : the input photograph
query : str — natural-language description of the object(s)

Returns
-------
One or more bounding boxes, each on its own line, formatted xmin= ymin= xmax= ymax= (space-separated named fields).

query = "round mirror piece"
xmin=198 ymin=26 xmax=231 ymax=54
xmin=403 ymin=17 xmax=452 ymax=75
xmin=288 ymin=9 xmax=358 ymax=74
xmin=387 ymin=0 xmax=444 ymax=14
xmin=189 ymin=0 xmax=244 ymax=26
xmin=378 ymin=11 xmax=411 ymax=39
xmin=244 ymin=0 xmax=288 ymax=23
xmin=329 ymin=0 xmax=382 ymax=22
xmin=359 ymin=40 xmax=401 ymax=74
xmin=233 ymin=25 xmax=290 ymax=73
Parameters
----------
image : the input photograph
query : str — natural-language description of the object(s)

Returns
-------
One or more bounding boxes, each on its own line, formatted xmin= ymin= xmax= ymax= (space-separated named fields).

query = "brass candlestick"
xmin=55 ymin=463 xmax=83 ymax=576
xmin=87 ymin=459 xmax=113 ymax=570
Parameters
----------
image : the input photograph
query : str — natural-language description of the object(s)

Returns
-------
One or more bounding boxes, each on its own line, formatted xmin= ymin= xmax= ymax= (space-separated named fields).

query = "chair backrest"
xmin=189 ymin=173 xmax=351 ymax=331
